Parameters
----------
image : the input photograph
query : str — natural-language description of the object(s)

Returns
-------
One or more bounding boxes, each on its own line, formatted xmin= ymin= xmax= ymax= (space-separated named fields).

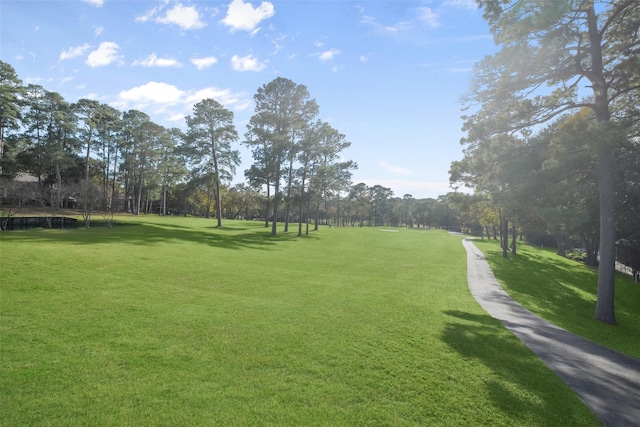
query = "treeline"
xmin=450 ymin=0 xmax=640 ymax=323
xmin=0 ymin=62 xmax=465 ymax=234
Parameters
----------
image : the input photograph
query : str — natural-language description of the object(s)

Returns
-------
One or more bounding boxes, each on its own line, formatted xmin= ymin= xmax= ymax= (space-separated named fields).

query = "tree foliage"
xmin=184 ymin=99 xmax=240 ymax=227
xmin=456 ymin=0 xmax=640 ymax=324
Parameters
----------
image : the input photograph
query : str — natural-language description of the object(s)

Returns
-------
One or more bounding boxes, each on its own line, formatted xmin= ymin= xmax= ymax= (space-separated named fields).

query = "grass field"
xmin=1 ymin=216 xmax=601 ymax=425
xmin=475 ymin=238 xmax=640 ymax=359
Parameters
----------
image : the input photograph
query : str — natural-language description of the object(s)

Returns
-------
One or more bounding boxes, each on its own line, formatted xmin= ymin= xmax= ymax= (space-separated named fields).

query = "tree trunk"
xmin=583 ymin=234 xmax=598 ymax=267
xmin=284 ymin=157 xmax=294 ymax=232
xmin=136 ymin=169 xmax=144 ymax=216
xmin=163 ymin=185 xmax=167 ymax=216
xmin=501 ymin=216 xmax=508 ymax=259
xmin=205 ymin=183 xmax=212 ymax=219
xmin=586 ymin=2 xmax=616 ymax=325
xmin=264 ymin=181 xmax=270 ymax=228
xmin=555 ymin=233 xmax=566 ymax=257
xmin=594 ymin=145 xmax=617 ymax=324
xmin=297 ymin=170 xmax=308 ymax=237
xmin=297 ymin=199 xmax=304 ymax=237
xmin=214 ymin=179 xmax=222 ymax=227
xmin=83 ymin=139 xmax=91 ymax=229
xmin=55 ymin=160 xmax=62 ymax=209
xmin=511 ymin=221 xmax=517 ymax=255
xmin=271 ymin=173 xmax=280 ymax=236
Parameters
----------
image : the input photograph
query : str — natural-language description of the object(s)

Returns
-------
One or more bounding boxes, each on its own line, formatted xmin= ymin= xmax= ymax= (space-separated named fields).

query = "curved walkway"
xmin=463 ymin=238 xmax=640 ymax=427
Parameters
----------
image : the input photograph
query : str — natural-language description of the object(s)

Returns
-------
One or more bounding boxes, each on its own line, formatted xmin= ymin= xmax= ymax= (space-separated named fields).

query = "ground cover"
xmin=475 ymin=238 xmax=640 ymax=359
xmin=1 ymin=216 xmax=598 ymax=425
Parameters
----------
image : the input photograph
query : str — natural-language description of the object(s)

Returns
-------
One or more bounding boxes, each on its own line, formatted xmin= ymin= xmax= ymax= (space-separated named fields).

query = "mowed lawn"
xmin=1 ymin=216 xmax=598 ymax=426
xmin=475 ymin=238 xmax=640 ymax=360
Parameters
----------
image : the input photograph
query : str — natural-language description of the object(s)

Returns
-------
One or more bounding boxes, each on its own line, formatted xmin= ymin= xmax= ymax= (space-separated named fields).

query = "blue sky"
xmin=1 ymin=0 xmax=495 ymax=199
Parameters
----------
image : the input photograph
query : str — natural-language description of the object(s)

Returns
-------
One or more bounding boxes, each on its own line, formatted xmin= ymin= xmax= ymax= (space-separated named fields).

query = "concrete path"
xmin=462 ymin=238 xmax=640 ymax=427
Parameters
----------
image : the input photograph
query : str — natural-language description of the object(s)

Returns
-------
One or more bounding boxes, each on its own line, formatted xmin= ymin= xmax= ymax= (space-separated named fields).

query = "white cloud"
xmin=313 ymin=40 xmax=325 ymax=48
xmin=443 ymin=0 xmax=478 ymax=10
xmin=157 ymin=3 xmax=206 ymax=30
xmin=418 ymin=7 xmax=440 ymax=28
xmin=378 ymin=161 xmax=415 ymax=176
xmin=114 ymin=81 xmax=252 ymax=122
xmin=222 ymin=0 xmax=274 ymax=32
xmin=94 ymin=26 xmax=104 ymax=36
xmin=230 ymin=54 xmax=266 ymax=72
xmin=86 ymin=42 xmax=122 ymax=67
xmin=136 ymin=4 xmax=162 ymax=23
xmin=60 ymin=43 xmax=91 ymax=61
xmin=190 ymin=56 xmax=218 ymax=70
xmin=168 ymin=113 xmax=186 ymax=122
xmin=359 ymin=55 xmax=369 ymax=62
xmin=184 ymin=87 xmax=251 ymax=111
xmin=82 ymin=0 xmax=104 ymax=6
xmin=132 ymin=53 xmax=182 ymax=67
xmin=360 ymin=4 xmax=442 ymax=36
xmin=270 ymin=34 xmax=287 ymax=55
xmin=118 ymin=82 xmax=185 ymax=108
xmin=361 ymin=15 xmax=412 ymax=35
xmin=318 ymin=48 xmax=340 ymax=62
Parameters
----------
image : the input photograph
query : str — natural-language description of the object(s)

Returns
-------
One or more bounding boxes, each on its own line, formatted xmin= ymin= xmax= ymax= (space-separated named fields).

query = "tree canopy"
xmin=455 ymin=0 xmax=640 ymax=323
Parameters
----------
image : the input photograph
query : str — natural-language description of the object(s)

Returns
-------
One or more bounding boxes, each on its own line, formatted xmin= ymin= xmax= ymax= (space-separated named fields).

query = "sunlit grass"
xmin=1 ymin=217 xmax=599 ymax=425
xmin=475 ymin=238 xmax=640 ymax=359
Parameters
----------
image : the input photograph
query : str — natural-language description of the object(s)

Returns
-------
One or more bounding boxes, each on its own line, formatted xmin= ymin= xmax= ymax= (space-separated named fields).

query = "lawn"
xmin=1 ymin=216 xmax=598 ymax=426
xmin=474 ymin=238 xmax=640 ymax=359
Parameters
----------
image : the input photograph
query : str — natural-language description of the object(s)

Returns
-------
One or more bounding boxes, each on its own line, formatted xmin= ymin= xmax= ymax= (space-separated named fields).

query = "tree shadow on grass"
xmin=441 ymin=310 xmax=598 ymax=425
xmin=473 ymin=240 xmax=597 ymax=320
xmin=1 ymin=221 xmax=318 ymax=251
xmin=472 ymin=239 xmax=640 ymax=359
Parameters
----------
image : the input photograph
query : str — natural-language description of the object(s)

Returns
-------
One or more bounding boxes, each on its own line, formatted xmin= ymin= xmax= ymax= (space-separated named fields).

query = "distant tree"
xmin=73 ymin=99 xmax=101 ymax=228
xmin=368 ymin=185 xmax=394 ymax=226
xmin=432 ymin=194 xmax=458 ymax=230
xmin=93 ymin=104 xmax=122 ymax=211
xmin=309 ymin=122 xmax=355 ymax=229
xmin=21 ymin=85 xmax=49 ymax=185
xmin=245 ymin=77 xmax=318 ymax=235
xmin=42 ymin=90 xmax=79 ymax=209
xmin=184 ymin=99 xmax=240 ymax=227
xmin=295 ymin=120 xmax=321 ymax=236
xmin=348 ymin=182 xmax=370 ymax=227
xmin=412 ymin=198 xmax=436 ymax=229
xmin=223 ymin=182 xmax=260 ymax=220
xmin=399 ymin=194 xmax=415 ymax=228
xmin=0 ymin=61 xmax=25 ymax=178
xmin=245 ymin=161 xmax=273 ymax=227
xmin=120 ymin=110 xmax=161 ymax=215
xmin=158 ymin=128 xmax=187 ymax=216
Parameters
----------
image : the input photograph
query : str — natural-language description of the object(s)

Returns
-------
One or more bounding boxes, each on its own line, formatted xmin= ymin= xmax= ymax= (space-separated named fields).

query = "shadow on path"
xmin=463 ymin=238 xmax=640 ymax=427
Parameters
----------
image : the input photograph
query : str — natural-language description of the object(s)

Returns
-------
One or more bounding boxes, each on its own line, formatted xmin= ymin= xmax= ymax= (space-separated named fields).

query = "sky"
xmin=1 ymin=0 xmax=496 ymax=199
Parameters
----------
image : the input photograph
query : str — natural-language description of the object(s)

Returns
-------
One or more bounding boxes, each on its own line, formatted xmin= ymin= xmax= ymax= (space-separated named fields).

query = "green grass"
xmin=1 ymin=217 xmax=599 ymax=425
xmin=475 ymin=238 xmax=640 ymax=359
